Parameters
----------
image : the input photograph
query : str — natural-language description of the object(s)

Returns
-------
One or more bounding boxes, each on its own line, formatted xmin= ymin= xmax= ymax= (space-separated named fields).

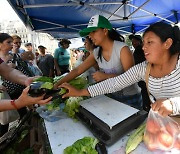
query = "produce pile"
xmin=144 ymin=116 xmax=180 ymax=151
xmin=125 ymin=111 xmax=180 ymax=154
xmin=125 ymin=122 xmax=146 ymax=154
xmin=31 ymin=76 xmax=88 ymax=119
xmin=64 ymin=137 xmax=99 ymax=154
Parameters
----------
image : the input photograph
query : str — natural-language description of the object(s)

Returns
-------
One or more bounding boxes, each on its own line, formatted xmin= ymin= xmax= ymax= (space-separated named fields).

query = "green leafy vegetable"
xmin=64 ymin=137 xmax=99 ymax=154
xmin=53 ymin=75 xmax=64 ymax=84
xmin=53 ymin=76 xmax=88 ymax=89
xmin=63 ymin=97 xmax=84 ymax=119
xmin=46 ymin=98 xmax=63 ymax=110
xmin=34 ymin=76 xmax=53 ymax=83
xmin=40 ymin=82 xmax=53 ymax=90
xmin=59 ymin=88 xmax=67 ymax=95
xmin=69 ymin=77 xmax=88 ymax=89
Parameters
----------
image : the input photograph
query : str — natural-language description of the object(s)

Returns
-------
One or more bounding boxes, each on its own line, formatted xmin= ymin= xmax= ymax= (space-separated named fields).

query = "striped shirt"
xmin=88 ymin=59 xmax=180 ymax=115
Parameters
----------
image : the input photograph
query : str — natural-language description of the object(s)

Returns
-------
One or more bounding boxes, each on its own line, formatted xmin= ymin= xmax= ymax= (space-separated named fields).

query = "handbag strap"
xmin=145 ymin=63 xmax=152 ymax=99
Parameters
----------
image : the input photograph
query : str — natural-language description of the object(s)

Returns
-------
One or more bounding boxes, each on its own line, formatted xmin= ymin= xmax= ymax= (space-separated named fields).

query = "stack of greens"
xmin=64 ymin=137 xmax=99 ymax=154
xmin=34 ymin=76 xmax=54 ymax=90
xmin=34 ymin=76 xmax=88 ymax=119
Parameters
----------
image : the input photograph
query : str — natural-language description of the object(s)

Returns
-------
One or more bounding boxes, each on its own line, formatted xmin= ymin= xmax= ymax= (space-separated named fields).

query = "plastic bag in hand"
xmin=144 ymin=109 xmax=180 ymax=151
xmin=36 ymin=103 xmax=67 ymax=122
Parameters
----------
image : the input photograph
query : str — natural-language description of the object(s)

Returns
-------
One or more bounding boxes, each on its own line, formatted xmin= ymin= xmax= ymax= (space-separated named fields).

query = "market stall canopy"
xmin=7 ymin=0 xmax=180 ymax=39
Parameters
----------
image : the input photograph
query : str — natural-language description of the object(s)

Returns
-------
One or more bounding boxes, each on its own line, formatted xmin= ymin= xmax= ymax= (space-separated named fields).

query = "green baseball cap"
xmin=79 ymin=15 xmax=112 ymax=37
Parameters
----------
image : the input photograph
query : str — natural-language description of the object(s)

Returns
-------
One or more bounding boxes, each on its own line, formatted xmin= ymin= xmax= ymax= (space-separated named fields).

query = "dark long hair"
xmin=86 ymin=36 xmax=97 ymax=49
xmin=0 ymin=33 xmax=12 ymax=43
xmin=143 ymin=22 xmax=180 ymax=55
xmin=97 ymin=29 xmax=125 ymax=62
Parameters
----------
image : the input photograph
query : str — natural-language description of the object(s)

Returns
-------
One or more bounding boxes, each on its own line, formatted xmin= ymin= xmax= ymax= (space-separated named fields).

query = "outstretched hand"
xmin=92 ymin=71 xmax=107 ymax=82
xmin=151 ymin=99 xmax=173 ymax=117
xmin=16 ymin=86 xmax=52 ymax=108
xmin=24 ymin=76 xmax=41 ymax=86
xmin=60 ymin=83 xmax=83 ymax=98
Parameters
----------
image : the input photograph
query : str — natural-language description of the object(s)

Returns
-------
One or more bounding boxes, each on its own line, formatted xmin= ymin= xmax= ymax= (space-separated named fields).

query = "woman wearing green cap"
xmin=54 ymin=15 xmax=142 ymax=109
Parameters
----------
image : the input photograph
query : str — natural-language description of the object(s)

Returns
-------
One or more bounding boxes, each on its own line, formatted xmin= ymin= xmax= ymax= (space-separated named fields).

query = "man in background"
xmin=129 ymin=34 xmax=150 ymax=111
xmin=129 ymin=34 xmax=146 ymax=64
xmin=37 ymin=45 xmax=54 ymax=77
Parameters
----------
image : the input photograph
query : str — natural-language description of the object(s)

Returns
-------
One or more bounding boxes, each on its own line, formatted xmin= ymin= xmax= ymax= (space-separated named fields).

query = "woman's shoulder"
xmin=54 ymin=47 xmax=62 ymax=52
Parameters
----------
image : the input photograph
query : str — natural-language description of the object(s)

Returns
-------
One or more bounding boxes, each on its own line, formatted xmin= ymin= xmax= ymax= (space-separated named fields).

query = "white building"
xmin=0 ymin=20 xmax=59 ymax=54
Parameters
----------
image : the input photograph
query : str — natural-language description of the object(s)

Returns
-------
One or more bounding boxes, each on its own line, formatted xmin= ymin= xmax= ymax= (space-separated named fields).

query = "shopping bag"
xmin=0 ymin=110 xmax=20 ymax=125
xmin=144 ymin=109 xmax=180 ymax=151
xmin=0 ymin=92 xmax=20 ymax=125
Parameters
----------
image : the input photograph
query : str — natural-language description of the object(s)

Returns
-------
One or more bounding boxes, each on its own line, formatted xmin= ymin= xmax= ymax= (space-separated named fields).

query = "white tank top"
xmin=93 ymin=40 xmax=140 ymax=95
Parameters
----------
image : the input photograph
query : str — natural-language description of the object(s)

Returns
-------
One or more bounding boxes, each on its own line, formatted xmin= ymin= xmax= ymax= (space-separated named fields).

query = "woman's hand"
xmin=151 ymin=99 xmax=173 ymax=117
xmin=24 ymin=77 xmax=36 ymax=86
xmin=24 ymin=76 xmax=42 ymax=86
xmin=56 ymin=70 xmax=61 ymax=76
xmin=92 ymin=71 xmax=107 ymax=82
xmin=16 ymin=86 xmax=52 ymax=108
xmin=60 ymin=83 xmax=90 ymax=98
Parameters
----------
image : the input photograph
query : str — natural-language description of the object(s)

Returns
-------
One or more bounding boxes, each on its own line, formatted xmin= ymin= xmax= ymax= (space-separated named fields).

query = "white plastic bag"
xmin=144 ymin=109 xmax=180 ymax=151
xmin=36 ymin=104 xmax=67 ymax=122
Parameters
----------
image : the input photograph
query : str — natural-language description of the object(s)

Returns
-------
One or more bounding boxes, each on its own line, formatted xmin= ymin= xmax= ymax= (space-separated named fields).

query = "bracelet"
xmin=10 ymin=99 xmax=18 ymax=110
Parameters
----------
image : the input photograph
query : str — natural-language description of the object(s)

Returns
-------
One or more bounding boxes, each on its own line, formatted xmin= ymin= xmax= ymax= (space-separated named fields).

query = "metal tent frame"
xmin=7 ymin=0 xmax=180 ymax=39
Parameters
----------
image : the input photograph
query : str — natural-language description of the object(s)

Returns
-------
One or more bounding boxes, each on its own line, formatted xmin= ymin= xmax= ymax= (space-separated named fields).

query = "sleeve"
xmin=169 ymin=97 xmax=180 ymax=115
xmin=48 ymin=55 xmax=54 ymax=69
xmin=54 ymin=48 xmax=59 ymax=59
xmin=88 ymin=62 xmax=147 ymax=97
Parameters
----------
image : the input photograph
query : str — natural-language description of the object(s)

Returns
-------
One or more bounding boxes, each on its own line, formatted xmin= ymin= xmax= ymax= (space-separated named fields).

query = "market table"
xmin=43 ymin=104 xmax=179 ymax=154
xmin=44 ymin=118 xmax=154 ymax=154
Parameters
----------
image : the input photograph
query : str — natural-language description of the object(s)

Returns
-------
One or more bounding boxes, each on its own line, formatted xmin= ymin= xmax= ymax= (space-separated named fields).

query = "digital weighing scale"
xmin=76 ymin=95 xmax=148 ymax=145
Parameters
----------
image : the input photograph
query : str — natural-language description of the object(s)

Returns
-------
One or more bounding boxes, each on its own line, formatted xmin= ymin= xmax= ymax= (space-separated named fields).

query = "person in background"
xmin=54 ymin=39 xmax=71 ymax=76
xmin=37 ymin=45 xmax=54 ymax=77
xmin=82 ymin=36 xmax=99 ymax=84
xmin=11 ymin=35 xmax=25 ymax=54
xmin=24 ymin=43 xmax=36 ymax=62
xmin=0 ymin=58 xmax=52 ymax=111
xmin=54 ymin=15 xmax=142 ymax=109
xmin=70 ymin=49 xmax=78 ymax=70
xmin=74 ymin=49 xmax=84 ymax=68
xmin=129 ymin=34 xmax=150 ymax=111
xmin=1 ymin=34 xmax=34 ymax=100
xmin=23 ymin=43 xmax=42 ymax=76
xmin=25 ymin=43 xmax=33 ymax=52
xmin=0 ymin=33 xmax=35 ymax=122
xmin=60 ymin=22 xmax=180 ymax=117
xmin=129 ymin=35 xmax=146 ymax=64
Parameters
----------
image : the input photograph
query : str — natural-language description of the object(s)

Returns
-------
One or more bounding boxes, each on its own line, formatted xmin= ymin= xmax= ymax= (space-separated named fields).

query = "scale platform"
xmin=76 ymin=95 xmax=148 ymax=145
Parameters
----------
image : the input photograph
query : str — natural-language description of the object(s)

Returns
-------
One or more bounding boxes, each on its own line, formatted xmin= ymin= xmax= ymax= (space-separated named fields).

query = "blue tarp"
xmin=7 ymin=0 xmax=180 ymax=39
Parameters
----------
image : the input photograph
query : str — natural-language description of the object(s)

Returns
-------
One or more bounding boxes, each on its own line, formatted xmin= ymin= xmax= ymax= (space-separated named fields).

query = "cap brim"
xmin=79 ymin=27 xmax=99 ymax=37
